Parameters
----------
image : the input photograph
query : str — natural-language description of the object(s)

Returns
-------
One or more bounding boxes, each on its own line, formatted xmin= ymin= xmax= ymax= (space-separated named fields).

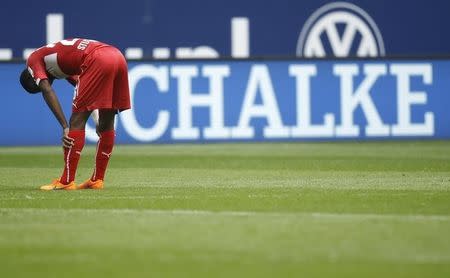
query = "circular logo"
xmin=296 ymin=2 xmax=385 ymax=57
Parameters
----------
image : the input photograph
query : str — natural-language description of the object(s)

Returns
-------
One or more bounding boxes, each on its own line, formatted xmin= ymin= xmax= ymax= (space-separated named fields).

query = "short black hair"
xmin=20 ymin=68 xmax=41 ymax=94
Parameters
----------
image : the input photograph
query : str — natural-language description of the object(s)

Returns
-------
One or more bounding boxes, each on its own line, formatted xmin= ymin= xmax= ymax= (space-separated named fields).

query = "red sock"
xmin=60 ymin=130 xmax=85 ymax=185
xmin=92 ymin=130 xmax=115 ymax=181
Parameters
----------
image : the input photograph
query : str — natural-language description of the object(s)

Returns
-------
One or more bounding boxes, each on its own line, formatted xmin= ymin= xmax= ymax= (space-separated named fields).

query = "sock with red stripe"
xmin=59 ymin=130 xmax=85 ymax=185
xmin=91 ymin=130 xmax=115 ymax=181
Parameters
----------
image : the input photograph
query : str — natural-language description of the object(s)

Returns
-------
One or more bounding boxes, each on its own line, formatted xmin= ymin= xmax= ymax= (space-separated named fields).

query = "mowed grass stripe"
xmin=1 ymin=168 xmax=449 ymax=190
xmin=1 ymin=208 xmax=450 ymax=268
xmin=1 ymin=207 xmax=450 ymax=221
xmin=0 ymin=186 xmax=449 ymax=215
xmin=1 ymin=142 xmax=450 ymax=171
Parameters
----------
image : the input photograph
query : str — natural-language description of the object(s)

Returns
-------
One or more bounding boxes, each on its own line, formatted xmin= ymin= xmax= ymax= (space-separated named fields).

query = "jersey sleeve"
xmin=26 ymin=51 xmax=49 ymax=86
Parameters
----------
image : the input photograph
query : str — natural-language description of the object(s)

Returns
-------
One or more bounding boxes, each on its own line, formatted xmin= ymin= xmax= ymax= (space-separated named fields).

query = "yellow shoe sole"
xmin=40 ymin=181 xmax=77 ymax=191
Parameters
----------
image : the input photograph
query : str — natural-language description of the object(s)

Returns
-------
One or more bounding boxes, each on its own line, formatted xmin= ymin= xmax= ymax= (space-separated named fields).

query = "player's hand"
xmin=62 ymin=128 xmax=74 ymax=148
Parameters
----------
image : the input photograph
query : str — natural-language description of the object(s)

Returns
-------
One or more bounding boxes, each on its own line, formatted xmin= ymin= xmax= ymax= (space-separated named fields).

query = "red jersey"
xmin=26 ymin=38 xmax=108 ymax=85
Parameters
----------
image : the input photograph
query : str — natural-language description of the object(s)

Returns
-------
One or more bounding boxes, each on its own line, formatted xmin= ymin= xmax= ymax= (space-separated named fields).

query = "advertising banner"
xmin=1 ymin=58 xmax=448 ymax=145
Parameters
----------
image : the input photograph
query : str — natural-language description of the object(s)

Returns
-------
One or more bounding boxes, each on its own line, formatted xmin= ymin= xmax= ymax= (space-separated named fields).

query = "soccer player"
xmin=19 ymin=38 xmax=131 ymax=190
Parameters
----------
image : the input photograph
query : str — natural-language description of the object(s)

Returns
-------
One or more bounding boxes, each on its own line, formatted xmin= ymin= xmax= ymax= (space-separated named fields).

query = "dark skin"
xmin=38 ymin=79 xmax=116 ymax=148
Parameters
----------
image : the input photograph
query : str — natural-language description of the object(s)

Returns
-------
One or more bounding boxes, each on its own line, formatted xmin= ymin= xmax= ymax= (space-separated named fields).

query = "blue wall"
xmin=1 ymin=58 xmax=448 ymax=145
xmin=1 ymin=0 xmax=450 ymax=58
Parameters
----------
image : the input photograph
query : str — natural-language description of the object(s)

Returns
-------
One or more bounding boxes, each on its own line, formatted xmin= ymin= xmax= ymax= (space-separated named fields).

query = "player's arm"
xmin=39 ymin=79 xmax=74 ymax=148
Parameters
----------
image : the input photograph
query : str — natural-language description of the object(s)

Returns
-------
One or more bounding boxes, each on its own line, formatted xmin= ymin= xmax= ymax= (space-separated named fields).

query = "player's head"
xmin=20 ymin=68 xmax=41 ymax=94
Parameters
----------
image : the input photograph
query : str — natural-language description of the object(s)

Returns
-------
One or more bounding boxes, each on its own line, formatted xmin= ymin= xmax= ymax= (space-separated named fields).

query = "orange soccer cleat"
xmin=40 ymin=180 xmax=77 ymax=191
xmin=77 ymin=179 xmax=104 ymax=190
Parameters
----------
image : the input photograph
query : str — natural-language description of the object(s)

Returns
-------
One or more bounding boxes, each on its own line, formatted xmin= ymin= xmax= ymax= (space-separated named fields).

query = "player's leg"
xmin=78 ymin=109 xmax=116 ymax=189
xmin=77 ymin=47 xmax=129 ymax=190
xmin=60 ymin=111 xmax=91 ymax=183
xmin=40 ymin=111 xmax=91 ymax=190
xmin=92 ymin=109 xmax=116 ymax=182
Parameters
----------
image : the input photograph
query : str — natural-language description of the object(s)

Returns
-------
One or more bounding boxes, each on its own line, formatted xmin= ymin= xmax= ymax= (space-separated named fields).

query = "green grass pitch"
xmin=0 ymin=141 xmax=449 ymax=277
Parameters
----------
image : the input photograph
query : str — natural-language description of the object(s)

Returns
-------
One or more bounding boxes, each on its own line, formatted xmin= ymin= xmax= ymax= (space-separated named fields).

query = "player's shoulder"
xmin=28 ymin=43 xmax=55 ymax=58
xmin=27 ymin=47 xmax=46 ymax=64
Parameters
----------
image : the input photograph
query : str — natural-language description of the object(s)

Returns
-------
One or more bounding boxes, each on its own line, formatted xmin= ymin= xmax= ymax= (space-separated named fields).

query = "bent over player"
xmin=19 ymin=38 xmax=131 ymax=190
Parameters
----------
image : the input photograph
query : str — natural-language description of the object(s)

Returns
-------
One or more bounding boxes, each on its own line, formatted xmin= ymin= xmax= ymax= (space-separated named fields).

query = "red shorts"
xmin=72 ymin=46 xmax=131 ymax=112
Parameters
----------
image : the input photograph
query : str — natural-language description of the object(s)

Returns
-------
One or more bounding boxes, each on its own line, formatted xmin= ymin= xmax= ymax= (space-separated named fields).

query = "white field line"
xmin=0 ymin=208 xmax=449 ymax=222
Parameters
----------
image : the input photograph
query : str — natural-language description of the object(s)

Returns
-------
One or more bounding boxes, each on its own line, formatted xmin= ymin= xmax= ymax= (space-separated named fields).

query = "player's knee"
xmin=97 ymin=123 xmax=114 ymax=133
xmin=70 ymin=112 xmax=91 ymax=130
xmin=98 ymin=117 xmax=115 ymax=132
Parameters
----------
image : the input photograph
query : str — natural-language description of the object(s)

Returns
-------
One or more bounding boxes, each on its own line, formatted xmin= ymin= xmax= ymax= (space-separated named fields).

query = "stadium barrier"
xmin=1 ymin=58 xmax=449 ymax=145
